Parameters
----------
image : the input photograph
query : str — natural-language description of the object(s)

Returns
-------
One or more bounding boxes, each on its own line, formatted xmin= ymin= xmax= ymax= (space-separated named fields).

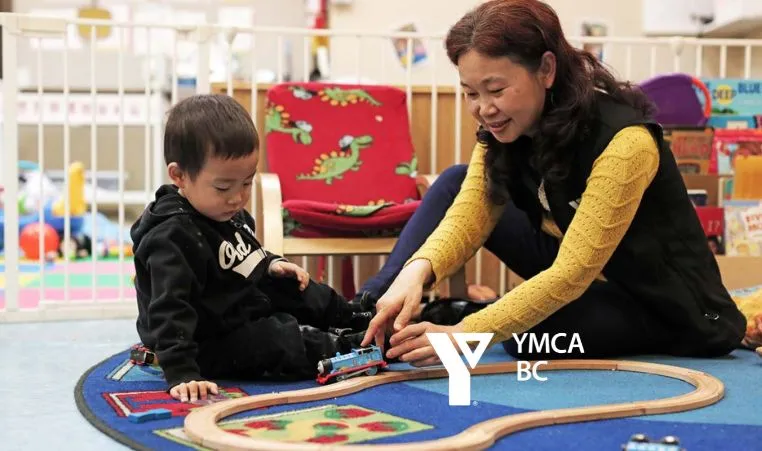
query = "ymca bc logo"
xmin=426 ymin=332 xmax=493 ymax=406
xmin=428 ymin=332 xmax=583 ymax=406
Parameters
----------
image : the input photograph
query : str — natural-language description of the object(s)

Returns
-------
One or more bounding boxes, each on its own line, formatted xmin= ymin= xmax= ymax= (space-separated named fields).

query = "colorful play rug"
xmin=75 ymin=344 xmax=761 ymax=450
xmin=0 ymin=257 xmax=135 ymax=309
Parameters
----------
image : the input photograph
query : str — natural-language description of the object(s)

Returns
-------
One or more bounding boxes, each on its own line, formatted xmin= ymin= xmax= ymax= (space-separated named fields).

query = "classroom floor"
xmin=0 ymin=257 xmax=136 ymax=309
xmin=1 ymin=318 xmax=137 ymax=450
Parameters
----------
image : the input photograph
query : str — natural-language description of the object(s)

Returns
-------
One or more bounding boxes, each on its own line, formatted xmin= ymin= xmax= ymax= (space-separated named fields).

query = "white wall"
xmin=8 ymin=0 xmax=762 ymax=90
xmin=10 ymin=0 xmax=308 ymax=91
xmin=326 ymin=0 xmax=762 ymax=86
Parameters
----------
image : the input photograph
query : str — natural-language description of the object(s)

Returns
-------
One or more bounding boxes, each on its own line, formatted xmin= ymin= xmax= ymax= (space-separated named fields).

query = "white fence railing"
xmin=2 ymin=12 xmax=762 ymax=322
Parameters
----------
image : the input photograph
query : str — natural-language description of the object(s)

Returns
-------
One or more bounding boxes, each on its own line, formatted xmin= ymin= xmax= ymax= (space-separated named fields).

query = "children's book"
xmin=724 ymin=200 xmax=762 ymax=256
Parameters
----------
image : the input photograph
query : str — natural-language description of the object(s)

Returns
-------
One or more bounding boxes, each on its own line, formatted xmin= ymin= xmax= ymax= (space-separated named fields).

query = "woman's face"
xmin=458 ymin=49 xmax=556 ymax=143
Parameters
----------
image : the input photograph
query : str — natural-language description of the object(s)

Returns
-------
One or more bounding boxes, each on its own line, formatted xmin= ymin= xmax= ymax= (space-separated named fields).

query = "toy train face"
xmin=622 ymin=434 xmax=683 ymax=451
xmin=316 ymin=345 xmax=387 ymax=384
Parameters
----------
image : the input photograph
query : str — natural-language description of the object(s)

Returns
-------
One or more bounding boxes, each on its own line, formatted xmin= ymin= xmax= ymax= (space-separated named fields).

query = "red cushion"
xmin=265 ymin=83 xmax=419 ymax=206
xmin=283 ymin=200 xmax=420 ymax=238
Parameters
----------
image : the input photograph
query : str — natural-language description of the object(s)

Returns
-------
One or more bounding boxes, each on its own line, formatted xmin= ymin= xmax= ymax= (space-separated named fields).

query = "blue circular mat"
xmin=75 ymin=346 xmax=761 ymax=450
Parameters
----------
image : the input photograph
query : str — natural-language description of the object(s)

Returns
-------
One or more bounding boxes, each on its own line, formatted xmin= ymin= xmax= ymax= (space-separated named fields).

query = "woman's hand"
xmin=361 ymin=259 xmax=432 ymax=349
xmin=386 ymin=321 xmax=464 ymax=367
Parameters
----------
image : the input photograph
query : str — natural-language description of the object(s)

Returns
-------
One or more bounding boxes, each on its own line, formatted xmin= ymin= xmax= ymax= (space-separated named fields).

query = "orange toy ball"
xmin=20 ymin=223 xmax=60 ymax=260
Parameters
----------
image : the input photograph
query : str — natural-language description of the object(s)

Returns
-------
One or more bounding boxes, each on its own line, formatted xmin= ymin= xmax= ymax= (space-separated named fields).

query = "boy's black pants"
xmin=195 ymin=278 xmax=371 ymax=381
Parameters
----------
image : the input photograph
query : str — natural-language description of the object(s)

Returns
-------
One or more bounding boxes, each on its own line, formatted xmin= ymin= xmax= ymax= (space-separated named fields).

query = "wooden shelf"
xmin=702 ymin=16 xmax=762 ymax=38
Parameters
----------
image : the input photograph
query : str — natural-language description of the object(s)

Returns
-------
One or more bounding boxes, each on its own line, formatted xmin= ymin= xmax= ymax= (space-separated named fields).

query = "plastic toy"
xmin=640 ymin=73 xmax=712 ymax=127
xmin=622 ymin=433 xmax=684 ymax=450
xmin=127 ymin=408 xmax=171 ymax=423
xmin=19 ymin=222 xmax=60 ymax=260
xmin=52 ymin=161 xmax=87 ymax=217
xmin=0 ymin=161 xmax=86 ymax=253
xmin=316 ymin=345 xmax=387 ymax=384
xmin=129 ymin=344 xmax=157 ymax=366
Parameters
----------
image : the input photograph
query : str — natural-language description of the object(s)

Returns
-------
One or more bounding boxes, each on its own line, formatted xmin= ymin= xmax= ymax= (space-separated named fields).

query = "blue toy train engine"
xmin=316 ymin=345 xmax=387 ymax=384
xmin=622 ymin=434 xmax=684 ymax=451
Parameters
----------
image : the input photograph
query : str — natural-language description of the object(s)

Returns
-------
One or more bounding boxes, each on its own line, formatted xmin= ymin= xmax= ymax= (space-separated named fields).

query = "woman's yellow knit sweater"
xmin=409 ymin=125 xmax=661 ymax=343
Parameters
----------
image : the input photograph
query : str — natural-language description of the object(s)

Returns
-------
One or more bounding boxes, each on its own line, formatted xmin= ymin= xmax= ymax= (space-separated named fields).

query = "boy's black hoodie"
xmin=131 ymin=184 xmax=283 ymax=388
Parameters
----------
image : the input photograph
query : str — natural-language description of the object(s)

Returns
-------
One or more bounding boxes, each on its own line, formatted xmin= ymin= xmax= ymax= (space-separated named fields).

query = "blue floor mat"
xmin=75 ymin=345 xmax=761 ymax=450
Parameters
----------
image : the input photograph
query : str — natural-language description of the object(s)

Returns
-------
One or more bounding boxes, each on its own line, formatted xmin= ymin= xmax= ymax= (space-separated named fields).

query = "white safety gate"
xmin=2 ymin=12 xmax=762 ymax=322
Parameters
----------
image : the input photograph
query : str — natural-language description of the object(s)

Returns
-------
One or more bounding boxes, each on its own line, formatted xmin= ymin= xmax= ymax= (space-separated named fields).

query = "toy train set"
xmin=622 ymin=434 xmax=684 ymax=451
xmin=185 ymin=359 xmax=724 ymax=450
xmin=316 ymin=345 xmax=387 ymax=384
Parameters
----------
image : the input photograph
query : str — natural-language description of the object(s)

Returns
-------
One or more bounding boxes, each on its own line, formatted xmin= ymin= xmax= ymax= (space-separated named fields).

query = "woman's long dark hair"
xmin=445 ymin=0 xmax=655 ymax=204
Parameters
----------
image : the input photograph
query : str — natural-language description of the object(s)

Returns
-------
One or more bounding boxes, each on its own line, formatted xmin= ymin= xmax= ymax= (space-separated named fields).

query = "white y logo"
xmin=426 ymin=333 xmax=493 ymax=406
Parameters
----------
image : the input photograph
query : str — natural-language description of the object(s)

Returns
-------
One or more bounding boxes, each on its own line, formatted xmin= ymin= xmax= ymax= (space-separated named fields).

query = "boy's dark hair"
xmin=164 ymin=94 xmax=259 ymax=180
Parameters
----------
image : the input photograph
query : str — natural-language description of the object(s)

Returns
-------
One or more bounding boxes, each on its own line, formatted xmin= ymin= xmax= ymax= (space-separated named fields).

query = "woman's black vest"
xmin=501 ymin=93 xmax=745 ymax=357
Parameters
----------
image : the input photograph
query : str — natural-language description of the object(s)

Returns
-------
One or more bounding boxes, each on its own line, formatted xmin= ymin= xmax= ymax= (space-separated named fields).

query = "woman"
xmin=359 ymin=0 xmax=746 ymax=366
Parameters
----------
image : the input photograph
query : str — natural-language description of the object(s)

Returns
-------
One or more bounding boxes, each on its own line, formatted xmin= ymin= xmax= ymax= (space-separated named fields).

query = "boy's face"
xmin=169 ymin=150 xmax=259 ymax=222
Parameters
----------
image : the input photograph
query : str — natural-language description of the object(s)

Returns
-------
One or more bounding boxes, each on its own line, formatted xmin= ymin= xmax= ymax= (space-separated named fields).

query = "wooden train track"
xmin=184 ymin=359 xmax=724 ymax=451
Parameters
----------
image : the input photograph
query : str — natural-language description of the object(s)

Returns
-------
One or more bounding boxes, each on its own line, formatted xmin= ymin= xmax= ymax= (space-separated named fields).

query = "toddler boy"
xmin=131 ymin=94 xmax=373 ymax=402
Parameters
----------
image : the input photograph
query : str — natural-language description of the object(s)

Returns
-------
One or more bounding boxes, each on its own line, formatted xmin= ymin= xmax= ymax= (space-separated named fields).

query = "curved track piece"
xmin=184 ymin=359 xmax=724 ymax=451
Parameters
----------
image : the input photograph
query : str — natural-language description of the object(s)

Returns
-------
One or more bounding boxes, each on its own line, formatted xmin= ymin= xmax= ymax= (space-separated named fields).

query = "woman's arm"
xmin=462 ymin=125 xmax=660 ymax=342
xmin=407 ymin=143 xmax=506 ymax=285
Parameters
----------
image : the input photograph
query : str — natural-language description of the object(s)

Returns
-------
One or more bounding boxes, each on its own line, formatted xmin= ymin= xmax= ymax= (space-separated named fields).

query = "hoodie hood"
xmin=131 ymin=185 xmax=194 ymax=249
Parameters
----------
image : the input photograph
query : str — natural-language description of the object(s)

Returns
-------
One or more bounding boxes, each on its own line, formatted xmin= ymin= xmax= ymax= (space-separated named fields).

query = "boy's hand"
xmin=170 ymin=380 xmax=219 ymax=403
xmin=269 ymin=261 xmax=310 ymax=290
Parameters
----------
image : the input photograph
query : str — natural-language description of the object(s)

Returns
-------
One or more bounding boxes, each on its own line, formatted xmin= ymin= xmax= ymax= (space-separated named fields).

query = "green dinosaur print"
xmin=289 ymin=86 xmax=315 ymax=100
xmin=320 ymin=87 xmax=381 ymax=106
xmin=264 ymin=103 xmax=313 ymax=145
xmin=282 ymin=208 xmax=301 ymax=236
xmin=395 ymin=155 xmax=418 ymax=177
xmin=288 ymin=85 xmax=381 ymax=107
xmin=297 ymin=135 xmax=373 ymax=185
xmin=335 ymin=201 xmax=392 ymax=217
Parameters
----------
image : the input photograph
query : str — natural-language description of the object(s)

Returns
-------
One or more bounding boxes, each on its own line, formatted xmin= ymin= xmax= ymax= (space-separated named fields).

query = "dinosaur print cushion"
xmin=264 ymin=83 xmax=419 ymax=206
